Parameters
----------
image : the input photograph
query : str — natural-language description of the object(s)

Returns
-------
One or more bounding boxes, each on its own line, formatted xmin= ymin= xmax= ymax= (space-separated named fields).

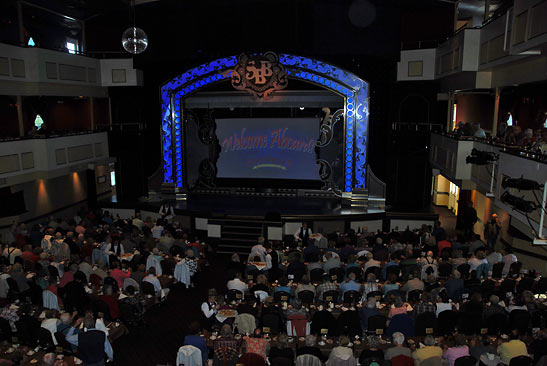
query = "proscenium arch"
xmin=160 ymin=54 xmax=369 ymax=193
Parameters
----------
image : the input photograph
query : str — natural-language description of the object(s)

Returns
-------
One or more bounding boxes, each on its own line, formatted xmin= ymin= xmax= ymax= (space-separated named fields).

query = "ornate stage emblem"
xmin=225 ymin=52 xmax=288 ymax=98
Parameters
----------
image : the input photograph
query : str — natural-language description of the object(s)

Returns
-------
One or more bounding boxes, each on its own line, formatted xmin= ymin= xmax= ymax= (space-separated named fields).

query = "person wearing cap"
xmin=201 ymin=288 xmax=218 ymax=331
xmin=497 ymin=331 xmax=528 ymax=365
xmin=484 ymin=214 xmax=501 ymax=249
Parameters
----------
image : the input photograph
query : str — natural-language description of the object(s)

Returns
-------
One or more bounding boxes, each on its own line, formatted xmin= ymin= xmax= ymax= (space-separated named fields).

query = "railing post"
xmin=492 ymin=87 xmax=500 ymax=137
xmin=16 ymin=95 xmax=24 ymax=137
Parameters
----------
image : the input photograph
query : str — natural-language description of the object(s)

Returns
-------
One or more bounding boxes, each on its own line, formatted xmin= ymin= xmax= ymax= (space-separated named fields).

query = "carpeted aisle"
xmin=112 ymin=257 xmax=228 ymax=366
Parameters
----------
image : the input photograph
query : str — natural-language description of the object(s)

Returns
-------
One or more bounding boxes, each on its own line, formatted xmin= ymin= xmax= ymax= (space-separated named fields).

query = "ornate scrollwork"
xmin=224 ymin=52 xmax=288 ymax=99
xmin=316 ymin=108 xmax=344 ymax=148
xmin=197 ymin=111 xmax=217 ymax=144
xmin=317 ymin=159 xmax=342 ymax=197
xmin=195 ymin=159 xmax=217 ymax=188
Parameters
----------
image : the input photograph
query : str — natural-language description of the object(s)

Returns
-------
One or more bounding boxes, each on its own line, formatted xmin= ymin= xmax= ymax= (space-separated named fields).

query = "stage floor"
xmin=104 ymin=194 xmax=374 ymax=218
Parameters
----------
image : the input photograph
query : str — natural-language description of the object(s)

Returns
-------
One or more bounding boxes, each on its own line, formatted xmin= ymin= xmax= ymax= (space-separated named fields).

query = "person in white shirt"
xmin=363 ymin=253 xmax=381 ymax=272
xmin=132 ymin=213 xmax=144 ymax=230
xmin=502 ymin=251 xmax=518 ymax=275
xmin=250 ymin=237 xmax=267 ymax=259
xmin=200 ymin=289 xmax=218 ymax=330
xmin=41 ymin=310 xmax=60 ymax=345
xmin=468 ymin=251 xmax=488 ymax=271
xmin=294 ymin=222 xmax=313 ymax=246
xmin=226 ymin=273 xmax=248 ymax=293
xmin=151 ymin=220 xmax=164 ymax=240
xmin=143 ymin=267 xmax=162 ymax=293
xmin=2 ymin=244 xmax=22 ymax=265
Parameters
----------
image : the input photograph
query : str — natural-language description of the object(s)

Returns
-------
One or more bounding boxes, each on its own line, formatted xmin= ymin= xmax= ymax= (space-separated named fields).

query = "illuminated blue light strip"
xmin=161 ymin=54 xmax=368 ymax=191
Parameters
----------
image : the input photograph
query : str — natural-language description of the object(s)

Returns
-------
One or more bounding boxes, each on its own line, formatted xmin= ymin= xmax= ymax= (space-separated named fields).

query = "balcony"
xmin=0 ymin=43 xmax=142 ymax=96
xmin=0 ymin=132 xmax=113 ymax=187
xmin=398 ymin=1 xmax=547 ymax=89
xmin=430 ymin=132 xmax=547 ymax=237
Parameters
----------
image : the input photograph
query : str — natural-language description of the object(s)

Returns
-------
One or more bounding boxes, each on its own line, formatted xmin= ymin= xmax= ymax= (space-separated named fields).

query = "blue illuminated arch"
xmin=161 ymin=54 xmax=369 ymax=193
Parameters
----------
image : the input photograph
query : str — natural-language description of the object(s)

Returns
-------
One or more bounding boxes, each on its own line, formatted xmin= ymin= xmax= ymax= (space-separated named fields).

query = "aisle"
xmin=113 ymin=256 xmax=228 ymax=366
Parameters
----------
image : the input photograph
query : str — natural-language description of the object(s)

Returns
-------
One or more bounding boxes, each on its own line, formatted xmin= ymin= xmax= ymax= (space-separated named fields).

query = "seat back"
xmin=262 ymin=313 xmax=281 ymax=334
xmin=329 ymin=267 xmax=345 ymax=283
xmin=347 ymin=266 xmax=363 ymax=282
xmin=42 ymin=290 xmax=60 ymax=310
xmin=509 ymin=356 xmax=533 ymax=366
xmin=415 ymin=311 xmax=437 ymax=336
xmin=37 ymin=327 xmax=54 ymax=349
xmin=176 ymin=345 xmax=203 ymax=366
xmin=323 ymin=290 xmax=339 ymax=303
xmin=273 ymin=291 xmax=291 ymax=303
xmin=492 ymin=262 xmax=504 ymax=279
xmin=486 ymin=313 xmax=508 ymax=335
xmin=141 ymin=281 xmax=156 ymax=296
xmin=367 ymin=315 xmax=386 ymax=335
xmin=297 ymin=290 xmax=315 ymax=304
xmin=421 ymin=356 xmax=442 ymax=366
xmin=296 ymin=354 xmax=322 ymax=366
xmin=509 ymin=310 xmax=530 ymax=333
xmin=457 ymin=264 xmax=470 ymax=278
xmin=54 ymin=331 xmax=74 ymax=354
xmin=343 ymin=290 xmax=361 ymax=304
xmin=226 ymin=289 xmax=243 ymax=302
xmin=309 ymin=268 xmax=324 ymax=283
xmin=437 ymin=310 xmax=460 ymax=336
xmin=123 ymin=277 xmax=140 ymax=290
xmin=454 ymin=356 xmax=476 ymax=366
xmin=508 ymin=262 xmax=522 ymax=278
xmin=270 ymin=357 xmax=293 ymax=366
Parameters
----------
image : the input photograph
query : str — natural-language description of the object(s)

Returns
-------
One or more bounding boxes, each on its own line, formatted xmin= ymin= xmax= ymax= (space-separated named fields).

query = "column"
xmin=492 ymin=87 xmax=500 ymax=136
xmin=17 ymin=1 xmax=25 ymax=46
xmin=16 ymin=95 xmax=24 ymax=137
xmin=446 ymin=92 xmax=454 ymax=132
xmin=89 ymin=97 xmax=95 ymax=130
xmin=484 ymin=0 xmax=491 ymax=22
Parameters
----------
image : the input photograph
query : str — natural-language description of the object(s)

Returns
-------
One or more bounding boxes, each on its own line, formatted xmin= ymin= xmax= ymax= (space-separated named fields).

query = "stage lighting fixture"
xmin=299 ymin=107 xmax=305 ymax=110
xmin=500 ymin=191 xmax=537 ymax=213
xmin=501 ymin=176 xmax=542 ymax=191
xmin=122 ymin=27 xmax=148 ymax=54
xmin=465 ymin=148 xmax=499 ymax=165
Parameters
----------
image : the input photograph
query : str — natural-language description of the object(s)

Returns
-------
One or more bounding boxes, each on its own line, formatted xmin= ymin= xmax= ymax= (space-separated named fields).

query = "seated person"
xmin=273 ymin=277 xmax=293 ymax=299
xmin=183 ymin=321 xmax=208 ymax=365
xmin=296 ymin=335 xmax=326 ymax=362
xmin=385 ymin=332 xmax=412 ymax=360
xmin=497 ymin=331 xmax=528 ymax=365
xmin=412 ymin=335 xmax=442 ymax=366
xmin=269 ymin=333 xmax=294 ymax=361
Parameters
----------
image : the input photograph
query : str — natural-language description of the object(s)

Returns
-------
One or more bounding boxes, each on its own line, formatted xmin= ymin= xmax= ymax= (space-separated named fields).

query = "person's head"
xmin=103 ymin=285 xmax=113 ymax=296
xmin=421 ymin=292 xmax=431 ymax=303
xmin=256 ymin=274 xmax=267 ymax=285
xmin=148 ymin=267 xmax=156 ymax=275
xmin=220 ymin=324 xmax=232 ymax=337
xmin=476 ymin=251 xmax=486 ymax=260
xmin=279 ymin=276 xmax=288 ymax=287
xmin=424 ymin=335 xmax=435 ymax=346
xmin=83 ymin=316 xmax=96 ymax=329
xmin=394 ymin=296 xmax=404 ymax=308
xmin=454 ymin=333 xmax=467 ymax=347
xmin=376 ymin=237 xmax=383 ymax=245
xmin=41 ymin=353 xmax=56 ymax=366
xmin=257 ymin=236 xmax=265 ymax=245
xmin=522 ymin=290 xmax=534 ymax=304
xmin=208 ymin=288 xmax=218 ymax=302
xmin=392 ymin=332 xmax=405 ymax=346
xmin=60 ymin=312 xmax=71 ymax=324
xmin=277 ymin=333 xmax=289 ymax=348
xmin=452 ymin=270 xmax=461 ymax=279
xmin=45 ymin=310 xmax=56 ymax=319
xmin=301 ymin=275 xmax=310 ymax=285
xmin=510 ymin=330 xmax=520 ymax=340
xmin=348 ymin=272 xmax=357 ymax=282
xmin=489 ymin=295 xmax=500 ymax=305
xmin=367 ymin=273 xmax=376 ymax=283
xmin=338 ymin=335 xmax=350 ymax=347
xmin=367 ymin=297 xmax=376 ymax=309
xmin=368 ymin=336 xmax=380 ymax=349
xmin=188 ymin=321 xmax=200 ymax=335
xmin=305 ymin=334 xmax=317 ymax=347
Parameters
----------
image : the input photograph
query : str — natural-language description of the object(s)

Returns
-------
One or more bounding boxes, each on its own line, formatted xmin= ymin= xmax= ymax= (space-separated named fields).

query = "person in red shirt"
xmin=59 ymin=263 xmax=78 ymax=288
xmin=109 ymin=262 xmax=130 ymax=289
xmin=21 ymin=245 xmax=34 ymax=263
xmin=437 ymin=239 xmax=452 ymax=256
xmin=98 ymin=285 xmax=120 ymax=319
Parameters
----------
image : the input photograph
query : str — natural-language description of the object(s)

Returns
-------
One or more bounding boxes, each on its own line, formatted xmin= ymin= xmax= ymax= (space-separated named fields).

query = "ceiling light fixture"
xmin=121 ymin=0 xmax=148 ymax=55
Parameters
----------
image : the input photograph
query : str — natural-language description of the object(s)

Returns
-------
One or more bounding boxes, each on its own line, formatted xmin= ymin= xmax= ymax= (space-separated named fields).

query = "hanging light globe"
xmin=121 ymin=27 xmax=148 ymax=54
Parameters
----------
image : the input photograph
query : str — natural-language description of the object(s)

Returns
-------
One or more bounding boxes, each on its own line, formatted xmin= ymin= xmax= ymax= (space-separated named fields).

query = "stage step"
xmin=217 ymin=219 xmax=264 ymax=255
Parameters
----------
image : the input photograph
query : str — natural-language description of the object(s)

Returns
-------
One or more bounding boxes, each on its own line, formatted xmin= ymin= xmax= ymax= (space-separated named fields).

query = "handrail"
xmin=433 ymin=132 xmax=547 ymax=163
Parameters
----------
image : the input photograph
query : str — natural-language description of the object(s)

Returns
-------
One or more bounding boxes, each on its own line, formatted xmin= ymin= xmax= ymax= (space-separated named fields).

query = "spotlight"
xmin=501 ymin=176 xmax=541 ymax=191
xmin=466 ymin=149 xmax=499 ymax=165
xmin=299 ymin=107 xmax=305 ymax=110
xmin=500 ymin=191 xmax=536 ymax=213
